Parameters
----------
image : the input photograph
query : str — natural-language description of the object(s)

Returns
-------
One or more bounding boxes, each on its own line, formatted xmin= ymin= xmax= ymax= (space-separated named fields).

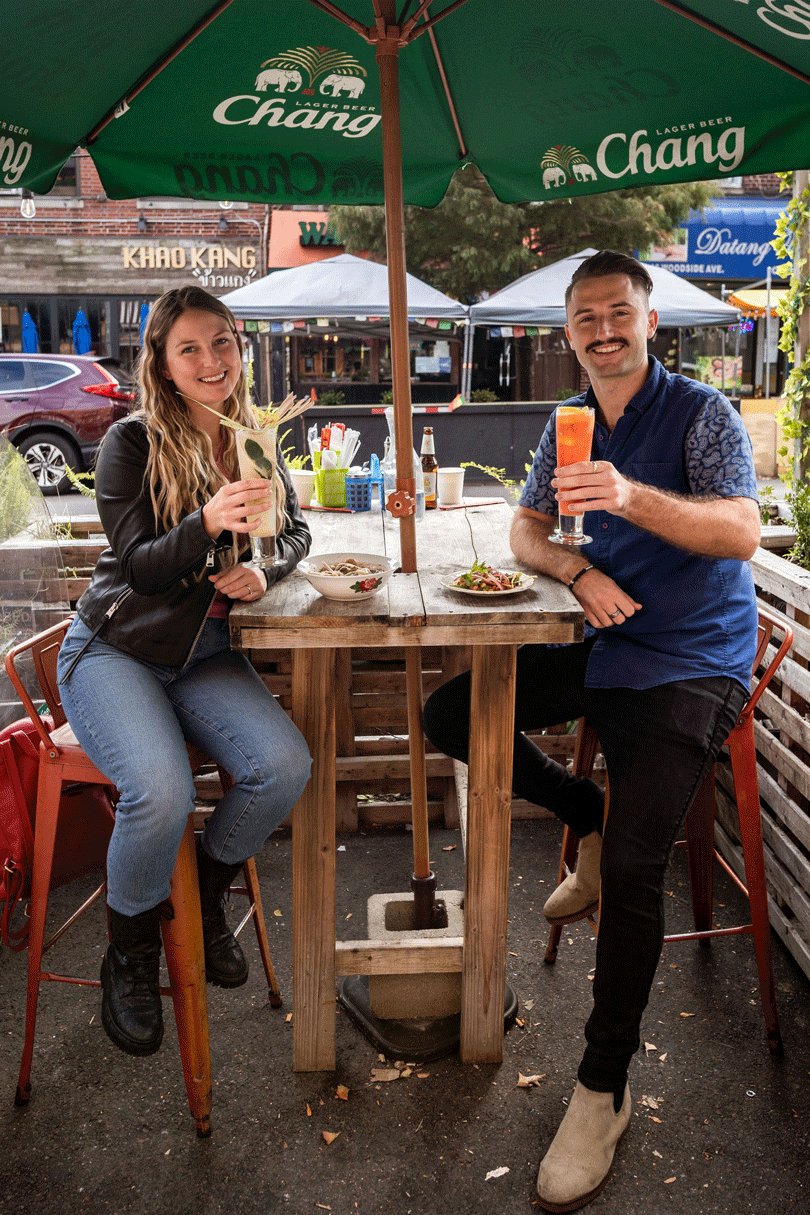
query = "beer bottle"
xmin=421 ymin=426 xmax=438 ymax=509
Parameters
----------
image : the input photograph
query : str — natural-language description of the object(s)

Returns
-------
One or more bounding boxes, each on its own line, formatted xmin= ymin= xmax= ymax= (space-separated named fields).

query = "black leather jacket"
xmin=71 ymin=415 xmax=311 ymax=669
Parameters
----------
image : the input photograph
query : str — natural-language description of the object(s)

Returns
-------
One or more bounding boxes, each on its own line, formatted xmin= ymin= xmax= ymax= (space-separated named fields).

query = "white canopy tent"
xmin=221 ymin=252 xmax=468 ymax=321
xmin=465 ymin=248 xmax=741 ymax=397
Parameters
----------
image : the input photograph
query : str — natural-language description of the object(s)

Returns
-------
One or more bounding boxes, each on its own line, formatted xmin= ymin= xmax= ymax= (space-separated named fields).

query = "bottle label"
xmin=424 ymin=470 xmax=437 ymax=506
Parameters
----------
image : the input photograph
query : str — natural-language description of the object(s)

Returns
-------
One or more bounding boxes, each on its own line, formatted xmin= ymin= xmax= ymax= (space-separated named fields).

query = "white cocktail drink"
xmin=235 ymin=427 xmax=285 ymax=568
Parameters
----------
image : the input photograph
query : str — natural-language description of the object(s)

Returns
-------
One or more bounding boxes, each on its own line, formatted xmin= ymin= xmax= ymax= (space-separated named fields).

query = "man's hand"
xmin=509 ymin=507 xmax=641 ymax=628
xmin=553 ymin=459 xmax=760 ymax=560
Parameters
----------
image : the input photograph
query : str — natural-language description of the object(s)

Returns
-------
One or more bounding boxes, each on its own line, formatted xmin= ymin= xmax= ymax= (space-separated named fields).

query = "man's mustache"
xmin=586 ymin=338 xmax=629 ymax=353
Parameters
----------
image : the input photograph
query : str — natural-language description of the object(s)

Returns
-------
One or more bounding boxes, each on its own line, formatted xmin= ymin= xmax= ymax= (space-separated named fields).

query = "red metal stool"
xmin=4 ymin=618 xmax=281 ymax=1134
xmin=543 ymin=607 xmax=793 ymax=1056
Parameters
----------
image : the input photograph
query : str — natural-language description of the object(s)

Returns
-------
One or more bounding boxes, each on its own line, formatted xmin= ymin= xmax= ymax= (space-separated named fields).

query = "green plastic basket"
xmin=314 ymin=467 xmax=347 ymax=507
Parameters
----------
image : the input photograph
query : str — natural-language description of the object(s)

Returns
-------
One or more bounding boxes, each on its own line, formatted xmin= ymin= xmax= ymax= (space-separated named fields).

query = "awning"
xmin=726 ymin=288 xmax=787 ymax=318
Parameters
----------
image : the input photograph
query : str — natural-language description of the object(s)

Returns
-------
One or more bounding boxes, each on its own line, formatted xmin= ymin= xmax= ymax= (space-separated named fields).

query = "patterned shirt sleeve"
xmin=684 ymin=393 xmax=759 ymax=500
xmin=518 ymin=412 xmax=558 ymax=515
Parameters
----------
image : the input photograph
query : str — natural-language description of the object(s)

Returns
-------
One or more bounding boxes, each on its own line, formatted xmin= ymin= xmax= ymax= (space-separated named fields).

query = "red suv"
xmin=0 ymin=354 xmax=135 ymax=494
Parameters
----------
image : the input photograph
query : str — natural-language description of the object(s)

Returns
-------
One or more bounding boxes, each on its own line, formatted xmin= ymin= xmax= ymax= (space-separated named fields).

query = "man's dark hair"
xmin=565 ymin=250 xmax=654 ymax=309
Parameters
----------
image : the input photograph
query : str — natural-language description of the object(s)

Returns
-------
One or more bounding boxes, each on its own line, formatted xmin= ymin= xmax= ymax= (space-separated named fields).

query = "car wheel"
xmin=18 ymin=431 xmax=81 ymax=495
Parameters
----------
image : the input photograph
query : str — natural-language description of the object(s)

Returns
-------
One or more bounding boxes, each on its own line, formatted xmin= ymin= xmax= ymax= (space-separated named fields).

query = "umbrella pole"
xmin=376 ymin=16 xmax=434 ymax=929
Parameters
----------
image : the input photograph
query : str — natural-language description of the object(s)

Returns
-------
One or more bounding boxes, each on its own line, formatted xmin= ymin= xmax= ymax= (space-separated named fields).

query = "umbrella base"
xmin=338 ymin=975 xmax=518 ymax=1063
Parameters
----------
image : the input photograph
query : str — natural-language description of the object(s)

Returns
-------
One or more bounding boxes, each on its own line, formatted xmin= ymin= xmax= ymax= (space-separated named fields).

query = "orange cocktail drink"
xmin=549 ymin=405 xmax=595 ymax=545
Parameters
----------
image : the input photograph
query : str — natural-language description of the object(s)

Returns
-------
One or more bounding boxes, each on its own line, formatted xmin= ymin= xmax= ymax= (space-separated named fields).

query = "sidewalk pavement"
xmin=1 ymin=816 xmax=808 ymax=1215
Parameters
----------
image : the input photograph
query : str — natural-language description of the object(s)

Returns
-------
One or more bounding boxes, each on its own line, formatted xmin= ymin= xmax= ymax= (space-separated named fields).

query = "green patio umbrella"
xmin=4 ymin=0 xmax=808 ymax=926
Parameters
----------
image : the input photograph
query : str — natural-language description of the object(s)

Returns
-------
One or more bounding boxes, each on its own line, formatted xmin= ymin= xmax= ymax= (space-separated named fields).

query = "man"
xmin=423 ymin=250 xmax=760 ymax=1212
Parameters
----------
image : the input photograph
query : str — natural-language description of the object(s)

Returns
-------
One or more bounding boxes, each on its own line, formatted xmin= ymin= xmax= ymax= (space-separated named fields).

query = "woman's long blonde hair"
xmin=136 ymin=287 xmax=287 ymax=556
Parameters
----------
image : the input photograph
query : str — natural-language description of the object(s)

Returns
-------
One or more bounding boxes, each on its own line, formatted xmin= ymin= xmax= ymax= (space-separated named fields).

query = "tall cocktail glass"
xmin=549 ymin=405 xmax=596 ymax=545
xmin=235 ymin=427 xmax=285 ymax=568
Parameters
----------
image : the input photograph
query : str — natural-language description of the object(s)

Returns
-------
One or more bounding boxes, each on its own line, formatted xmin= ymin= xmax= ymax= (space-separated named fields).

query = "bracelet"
xmin=567 ymin=564 xmax=594 ymax=592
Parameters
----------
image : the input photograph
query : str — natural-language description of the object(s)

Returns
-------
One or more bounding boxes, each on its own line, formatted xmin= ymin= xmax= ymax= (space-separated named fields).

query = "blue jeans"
xmin=57 ymin=616 xmax=311 ymax=916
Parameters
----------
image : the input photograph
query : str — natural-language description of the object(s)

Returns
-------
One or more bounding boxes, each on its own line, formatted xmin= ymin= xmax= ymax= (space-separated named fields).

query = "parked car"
xmin=0 ymin=354 xmax=136 ymax=494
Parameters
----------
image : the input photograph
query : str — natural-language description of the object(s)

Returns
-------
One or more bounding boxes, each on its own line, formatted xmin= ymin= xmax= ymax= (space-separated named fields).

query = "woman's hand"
xmin=202 ymin=478 xmax=274 ymax=539
xmin=209 ymin=563 xmax=267 ymax=601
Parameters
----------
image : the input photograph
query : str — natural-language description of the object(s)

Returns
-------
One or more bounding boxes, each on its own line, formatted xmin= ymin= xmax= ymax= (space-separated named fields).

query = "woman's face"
xmin=161 ymin=308 xmax=242 ymax=414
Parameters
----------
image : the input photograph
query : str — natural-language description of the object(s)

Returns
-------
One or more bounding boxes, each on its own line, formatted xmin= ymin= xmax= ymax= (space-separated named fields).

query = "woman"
xmin=57 ymin=286 xmax=312 ymax=1058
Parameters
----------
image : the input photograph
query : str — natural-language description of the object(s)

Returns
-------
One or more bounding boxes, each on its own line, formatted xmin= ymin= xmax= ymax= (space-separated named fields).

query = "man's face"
xmin=565 ymin=274 xmax=657 ymax=387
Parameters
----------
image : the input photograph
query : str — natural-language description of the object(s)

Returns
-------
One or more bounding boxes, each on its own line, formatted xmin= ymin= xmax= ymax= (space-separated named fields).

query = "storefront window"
xmin=297 ymin=334 xmax=369 ymax=380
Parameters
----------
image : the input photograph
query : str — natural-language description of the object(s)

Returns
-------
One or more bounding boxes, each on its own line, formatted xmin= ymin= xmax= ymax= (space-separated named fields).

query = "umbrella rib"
xmin=84 ymin=0 xmax=238 ymax=144
xmin=306 ymin=0 xmax=374 ymax=41
xmin=653 ymin=0 xmax=810 ymax=87
xmin=426 ymin=24 xmax=467 ymax=159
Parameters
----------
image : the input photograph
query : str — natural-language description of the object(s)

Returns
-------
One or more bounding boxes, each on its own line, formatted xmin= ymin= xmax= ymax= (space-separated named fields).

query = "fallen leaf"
xmin=650 ymin=1116 xmax=663 ymax=1123
xmin=664 ymin=1176 xmax=676 ymax=1184
xmin=516 ymin=1072 xmax=545 ymax=1088
xmin=370 ymin=1068 xmax=401 ymax=1083
xmin=285 ymin=1013 xmax=293 ymax=1023
xmin=680 ymin=1012 xmax=695 ymax=1018
xmin=659 ymin=1053 xmax=668 ymax=1063
xmin=523 ymin=999 xmax=535 ymax=1010
xmin=653 ymin=1150 xmax=663 ymax=1159
xmin=335 ymin=1085 xmax=349 ymax=1101
xmin=416 ymin=1072 xmax=430 ymax=1079
xmin=400 ymin=1068 xmax=412 ymax=1078
xmin=442 ymin=845 xmax=456 ymax=851
xmin=306 ymin=1103 xmax=312 ymax=1116
xmin=322 ymin=1131 xmax=340 ymax=1145
xmin=643 ymin=1041 xmax=657 ymax=1054
xmin=640 ymin=1095 xmax=659 ymax=1109
xmin=485 ymin=1167 xmax=510 ymax=1181
xmin=273 ymin=909 xmax=282 ymax=917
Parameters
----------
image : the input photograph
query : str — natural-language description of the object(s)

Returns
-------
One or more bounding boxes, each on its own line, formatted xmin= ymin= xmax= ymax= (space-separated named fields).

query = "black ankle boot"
xmin=195 ymin=837 xmax=249 ymax=988
xmin=101 ymin=905 xmax=164 ymax=1056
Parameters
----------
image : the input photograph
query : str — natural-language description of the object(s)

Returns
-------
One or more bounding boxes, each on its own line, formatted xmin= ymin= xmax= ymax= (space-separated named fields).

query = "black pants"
xmin=422 ymin=641 xmax=746 ymax=1093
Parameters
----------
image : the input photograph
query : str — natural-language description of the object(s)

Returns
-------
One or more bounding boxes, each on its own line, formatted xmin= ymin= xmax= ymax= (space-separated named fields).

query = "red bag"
xmin=0 ymin=717 xmax=115 ymax=951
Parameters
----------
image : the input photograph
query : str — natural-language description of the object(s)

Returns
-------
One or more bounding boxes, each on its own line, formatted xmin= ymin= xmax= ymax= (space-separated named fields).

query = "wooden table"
xmin=230 ymin=501 xmax=582 ymax=1070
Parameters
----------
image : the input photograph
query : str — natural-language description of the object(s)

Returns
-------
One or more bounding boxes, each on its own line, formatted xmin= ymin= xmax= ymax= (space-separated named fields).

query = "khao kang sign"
xmin=121 ymin=244 xmax=258 ymax=290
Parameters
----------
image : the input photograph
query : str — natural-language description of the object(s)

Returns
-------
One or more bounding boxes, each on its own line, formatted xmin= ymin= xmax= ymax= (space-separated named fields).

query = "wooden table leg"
xmin=292 ymin=648 xmax=337 ymax=1071
xmin=460 ymin=644 xmax=517 ymax=1063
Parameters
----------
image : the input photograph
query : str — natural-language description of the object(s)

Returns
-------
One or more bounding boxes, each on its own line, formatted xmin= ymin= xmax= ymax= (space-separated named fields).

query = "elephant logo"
xmin=541 ymin=146 xmax=597 ymax=187
xmin=255 ymin=67 xmax=302 ymax=92
xmin=332 ymin=157 xmax=384 ymax=199
xmin=320 ymin=74 xmax=366 ymax=98
xmin=256 ymin=46 xmax=367 ymax=95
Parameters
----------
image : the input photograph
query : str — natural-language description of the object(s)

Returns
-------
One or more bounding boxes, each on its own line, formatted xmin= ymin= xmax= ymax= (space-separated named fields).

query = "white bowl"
xmin=297 ymin=551 xmax=394 ymax=601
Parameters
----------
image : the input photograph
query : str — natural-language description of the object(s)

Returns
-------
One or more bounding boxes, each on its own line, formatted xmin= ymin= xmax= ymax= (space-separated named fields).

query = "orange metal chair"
xmin=543 ymin=607 xmax=793 ymax=1056
xmin=4 ymin=618 xmax=281 ymax=1136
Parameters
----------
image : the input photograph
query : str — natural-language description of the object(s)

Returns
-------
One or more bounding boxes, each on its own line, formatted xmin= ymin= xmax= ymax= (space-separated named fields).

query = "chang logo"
xmin=540 ymin=146 xmax=597 ymax=189
xmin=255 ymin=46 xmax=367 ymax=97
xmin=213 ymin=47 xmax=380 ymax=140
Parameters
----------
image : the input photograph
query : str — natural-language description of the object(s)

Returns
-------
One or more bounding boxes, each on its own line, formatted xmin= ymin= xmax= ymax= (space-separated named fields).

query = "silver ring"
xmin=593 ymin=461 xmax=598 ymax=474
xmin=608 ymin=609 xmax=622 ymax=619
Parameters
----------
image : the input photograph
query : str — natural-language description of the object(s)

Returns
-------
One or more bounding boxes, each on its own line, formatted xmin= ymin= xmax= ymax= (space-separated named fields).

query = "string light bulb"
xmin=20 ymin=191 xmax=36 ymax=219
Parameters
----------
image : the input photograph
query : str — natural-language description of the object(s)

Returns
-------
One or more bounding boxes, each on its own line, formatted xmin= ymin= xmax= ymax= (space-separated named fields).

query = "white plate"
xmin=440 ymin=573 xmax=535 ymax=597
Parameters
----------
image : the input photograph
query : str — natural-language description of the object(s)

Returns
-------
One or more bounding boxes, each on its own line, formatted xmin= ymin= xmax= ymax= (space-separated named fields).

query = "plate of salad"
xmin=441 ymin=560 xmax=534 ymax=596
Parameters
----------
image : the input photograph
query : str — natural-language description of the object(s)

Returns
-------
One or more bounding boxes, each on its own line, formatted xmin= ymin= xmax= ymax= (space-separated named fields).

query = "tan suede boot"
xmin=543 ymin=831 xmax=601 ymax=925
xmin=536 ymin=1081 xmax=631 ymax=1212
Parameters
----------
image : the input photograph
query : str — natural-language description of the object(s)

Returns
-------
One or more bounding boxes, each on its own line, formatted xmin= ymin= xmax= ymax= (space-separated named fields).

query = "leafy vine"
xmin=771 ymin=171 xmax=810 ymax=567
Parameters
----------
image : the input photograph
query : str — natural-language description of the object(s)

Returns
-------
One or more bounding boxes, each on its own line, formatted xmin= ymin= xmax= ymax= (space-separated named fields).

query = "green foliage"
xmin=64 ymin=465 xmax=97 ymax=498
xmin=279 ymin=428 xmax=310 ymax=470
xmin=770 ymin=171 xmax=810 ymax=568
xmin=470 ymin=388 xmax=499 ymax=402
xmin=758 ymin=484 xmax=777 ymax=526
xmin=0 ymin=442 xmax=37 ymax=541
xmin=785 ymin=478 xmax=810 ymax=569
xmin=317 ymin=389 xmax=347 ymax=408
xmin=328 ymin=164 xmax=717 ymax=303
xmin=379 ymin=390 xmax=394 ymax=404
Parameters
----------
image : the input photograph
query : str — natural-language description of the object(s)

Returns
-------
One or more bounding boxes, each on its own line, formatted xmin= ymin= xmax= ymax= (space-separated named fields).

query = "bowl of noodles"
xmin=297 ymin=552 xmax=395 ymax=601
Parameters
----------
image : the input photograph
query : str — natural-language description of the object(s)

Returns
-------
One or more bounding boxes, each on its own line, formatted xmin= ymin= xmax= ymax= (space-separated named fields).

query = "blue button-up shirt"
xmin=519 ymin=357 xmax=759 ymax=691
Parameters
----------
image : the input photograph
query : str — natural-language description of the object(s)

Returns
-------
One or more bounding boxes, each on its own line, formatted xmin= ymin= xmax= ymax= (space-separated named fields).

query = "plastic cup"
xmin=438 ymin=466 xmax=465 ymax=506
